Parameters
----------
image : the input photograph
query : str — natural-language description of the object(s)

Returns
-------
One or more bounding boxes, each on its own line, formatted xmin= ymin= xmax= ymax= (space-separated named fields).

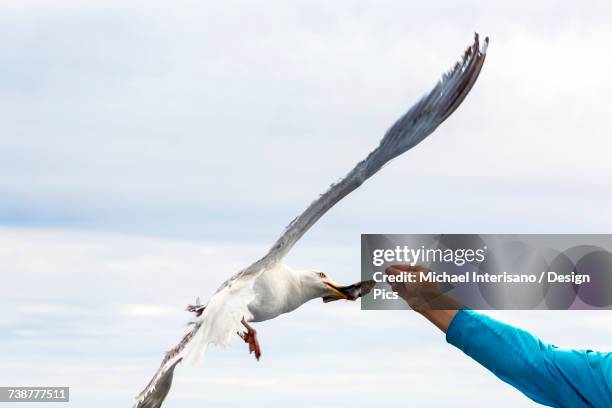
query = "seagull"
xmin=133 ymin=33 xmax=488 ymax=408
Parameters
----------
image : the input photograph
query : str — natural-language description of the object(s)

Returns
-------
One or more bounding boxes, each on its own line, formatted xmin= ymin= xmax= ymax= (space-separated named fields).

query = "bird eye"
xmin=318 ymin=272 xmax=326 ymax=278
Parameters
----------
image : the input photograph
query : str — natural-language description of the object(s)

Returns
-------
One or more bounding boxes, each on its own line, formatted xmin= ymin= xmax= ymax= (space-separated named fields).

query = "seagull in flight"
xmin=133 ymin=33 xmax=488 ymax=408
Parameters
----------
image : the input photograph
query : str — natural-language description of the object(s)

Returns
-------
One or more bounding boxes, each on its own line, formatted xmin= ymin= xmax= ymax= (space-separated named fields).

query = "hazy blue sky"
xmin=1 ymin=1 xmax=611 ymax=407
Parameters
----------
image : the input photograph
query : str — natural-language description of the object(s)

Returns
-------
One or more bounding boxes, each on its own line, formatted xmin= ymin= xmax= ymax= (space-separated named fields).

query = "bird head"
xmin=305 ymin=271 xmax=375 ymax=303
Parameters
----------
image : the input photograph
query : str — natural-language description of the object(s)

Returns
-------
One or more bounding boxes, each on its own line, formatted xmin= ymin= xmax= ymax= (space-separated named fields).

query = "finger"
xmin=388 ymin=281 xmax=403 ymax=291
xmin=389 ymin=285 xmax=399 ymax=295
xmin=386 ymin=264 xmax=432 ymax=273
xmin=385 ymin=264 xmax=418 ymax=274
xmin=385 ymin=266 xmax=404 ymax=276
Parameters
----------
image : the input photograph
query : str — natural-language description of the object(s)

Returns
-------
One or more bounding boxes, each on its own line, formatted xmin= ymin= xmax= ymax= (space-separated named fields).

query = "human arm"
xmin=385 ymin=264 xmax=612 ymax=408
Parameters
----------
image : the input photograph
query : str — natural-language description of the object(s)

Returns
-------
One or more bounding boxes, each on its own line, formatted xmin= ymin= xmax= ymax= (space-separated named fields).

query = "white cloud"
xmin=1 ymin=1 xmax=611 ymax=406
xmin=1 ymin=228 xmax=610 ymax=407
xmin=1 ymin=0 xmax=611 ymax=240
xmin=115 ymin=303 xmax=175 ymax=318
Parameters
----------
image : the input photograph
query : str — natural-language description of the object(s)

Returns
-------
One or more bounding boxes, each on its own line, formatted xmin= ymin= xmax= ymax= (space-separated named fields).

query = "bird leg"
xmin=237 ymin=318 xmax=261 ymax=361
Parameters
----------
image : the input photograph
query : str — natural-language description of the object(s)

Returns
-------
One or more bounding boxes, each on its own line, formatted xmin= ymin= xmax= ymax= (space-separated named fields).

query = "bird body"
xmin=133 ymin=34 xmax=489 ymax=408
xmin=248 ymin=264 xmax=317 ymax=322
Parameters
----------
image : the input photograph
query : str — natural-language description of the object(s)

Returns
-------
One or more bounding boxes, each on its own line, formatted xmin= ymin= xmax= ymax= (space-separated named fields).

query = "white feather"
xmin=182 ymin=275 xmax=257 ymax=366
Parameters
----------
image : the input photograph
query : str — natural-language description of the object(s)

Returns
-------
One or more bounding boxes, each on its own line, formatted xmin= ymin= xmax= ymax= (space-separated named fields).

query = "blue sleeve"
xmin=446 ymin=309 xmax=612 ymax=408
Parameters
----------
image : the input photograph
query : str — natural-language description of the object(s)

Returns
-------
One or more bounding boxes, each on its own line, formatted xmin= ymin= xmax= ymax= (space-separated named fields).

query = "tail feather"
xmin=182 ymin=277 xmax=256 ymax=366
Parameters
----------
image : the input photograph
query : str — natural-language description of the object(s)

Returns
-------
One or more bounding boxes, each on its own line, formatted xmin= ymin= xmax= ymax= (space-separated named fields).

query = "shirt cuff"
xmin=445 ymin=308 xmax=472 ymax=348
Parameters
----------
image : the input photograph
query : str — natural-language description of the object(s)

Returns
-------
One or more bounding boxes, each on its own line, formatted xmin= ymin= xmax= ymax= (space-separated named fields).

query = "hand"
xmin=385 ymin=264 xmax=441 ymax=312
xmin=385 ymin=264 xmax=462 ymax=333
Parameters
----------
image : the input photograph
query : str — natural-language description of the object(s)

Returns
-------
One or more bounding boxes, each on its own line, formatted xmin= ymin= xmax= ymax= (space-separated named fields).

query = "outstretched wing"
xmin=248 ymin=34 xmax=488 ymax=271
xmin=132 ymin=327 xmax=197 ymax=408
